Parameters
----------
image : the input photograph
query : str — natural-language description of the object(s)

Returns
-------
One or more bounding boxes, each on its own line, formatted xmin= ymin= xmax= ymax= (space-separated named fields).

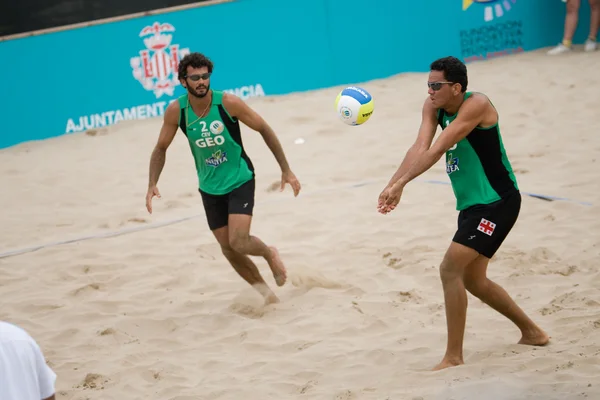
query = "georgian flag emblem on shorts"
xmin=477 ymin=218 xmax=496 ymax=236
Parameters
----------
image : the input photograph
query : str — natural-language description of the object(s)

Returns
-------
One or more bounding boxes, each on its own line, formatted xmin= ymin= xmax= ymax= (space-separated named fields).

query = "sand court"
xmin=1 ymin=49 xmax=600 ymax=399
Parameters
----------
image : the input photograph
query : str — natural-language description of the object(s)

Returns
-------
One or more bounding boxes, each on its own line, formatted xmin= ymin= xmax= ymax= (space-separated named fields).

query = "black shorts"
xmin=198 ymin=178 xmax=255 ymax=231
xmin=453 ymin=191 xmax=521 ymax=258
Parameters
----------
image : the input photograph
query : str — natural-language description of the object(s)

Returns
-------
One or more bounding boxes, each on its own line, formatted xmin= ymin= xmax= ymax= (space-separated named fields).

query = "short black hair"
xmin=178 ymin=52 xmax=214 ymax=80
xmin=430 ymin=56 xmax=468 ymax=92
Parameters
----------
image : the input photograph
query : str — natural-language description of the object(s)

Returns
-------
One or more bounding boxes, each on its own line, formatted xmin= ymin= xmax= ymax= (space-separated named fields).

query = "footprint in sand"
xmin=141 ymin=369 xmax=162 ymax=383
xmin=71 ymin=283 xmax=101 ymax=296
xmin=334 ymin=389 xmax=357 ymax=400
xmin=299 ymin=380 xmax=318 ymax=394
xmin=77 ymin=373 xmax=109 ymax=390
xmin=97 ymin=328 xmax=116 ymax=336
xmin=382 ymin=252 xmax=407 ymax=269
xmin=228 ymin=303 xmax=266 ymax=319
xmin=543 ymin=214 xmax=556 ymax=221
xmin=540 ymin=304 xmax=562 ymax=316
xmin=397 ymin=290 xmax=424 ymax=304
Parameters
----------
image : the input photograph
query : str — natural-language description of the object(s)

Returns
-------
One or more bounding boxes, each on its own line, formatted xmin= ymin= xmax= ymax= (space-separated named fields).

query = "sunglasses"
xmin=186 ymin=73 xmax=212 ymax=81
xmin=427 ymin=81 xmax=453 ymax=91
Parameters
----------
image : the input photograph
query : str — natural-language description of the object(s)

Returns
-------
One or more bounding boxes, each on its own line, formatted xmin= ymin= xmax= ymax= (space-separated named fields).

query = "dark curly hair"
xmin=178 ymin=52 xmax=214 ymax=80
xmin=430 ymin=56 xmax=468 ymax=93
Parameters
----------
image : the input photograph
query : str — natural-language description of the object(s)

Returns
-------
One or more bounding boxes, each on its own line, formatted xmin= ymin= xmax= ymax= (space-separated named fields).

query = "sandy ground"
xmin=1 ymin=48 xmax=599 ymax=400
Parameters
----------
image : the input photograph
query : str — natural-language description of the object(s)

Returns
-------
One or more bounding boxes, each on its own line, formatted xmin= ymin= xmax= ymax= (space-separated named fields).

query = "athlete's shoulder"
xmin=174 ymin=94 xmax=188 ymax=108
xmin=464 ymin=91 xmax=491 ymax=107
xmin=165 ymin=99 xmax=181 ymax=113
xmin=465 ymin=92 xmax=498 ymax=127
xmin=221 ymin=92 xmax=247 ymax=115
xmin=221 ymin=91 xmax=242 ymax=106
xmin=163 ymin=99 xmax=181 ymax=124
xmin=459 ymin=92 xmax=492 ymax=115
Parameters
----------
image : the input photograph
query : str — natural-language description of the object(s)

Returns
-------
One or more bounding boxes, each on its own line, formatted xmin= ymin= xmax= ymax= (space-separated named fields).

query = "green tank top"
xmin=437 ymin=92 xmax=519 ymax=210
xmin=177 ymin=91 xmax=254 ymax=195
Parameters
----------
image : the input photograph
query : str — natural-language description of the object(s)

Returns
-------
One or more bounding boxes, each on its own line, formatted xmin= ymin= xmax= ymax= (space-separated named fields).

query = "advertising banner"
xmin=0 ymin=0 xmax=581 ymax=149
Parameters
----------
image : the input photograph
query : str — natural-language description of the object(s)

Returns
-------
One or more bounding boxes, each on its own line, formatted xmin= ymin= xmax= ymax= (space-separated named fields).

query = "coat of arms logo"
xmin=130 ymin=22 xmax=190 ymax=98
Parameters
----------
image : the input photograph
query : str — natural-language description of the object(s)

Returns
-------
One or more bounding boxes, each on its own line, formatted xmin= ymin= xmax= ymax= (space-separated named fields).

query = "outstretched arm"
xmin=222 ymin=93 xmax=301 ymax=196
xmin=377 ymin=94 xmax=490 ymax=214
xmin=385 ymin=98 xmax=439 ymax=188
xmin=395 ymin=95 xmax=487 ymax=188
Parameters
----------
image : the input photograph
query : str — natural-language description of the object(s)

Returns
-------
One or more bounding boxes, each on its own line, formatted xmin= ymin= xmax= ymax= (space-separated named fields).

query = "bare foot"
xmin=264 ymin=292 xmax=280 ymax=305
xmin=267 ymin=246 xmax=287 ymax=286
xmin=518 ymin=328 xmax=550 ymax=346
xmin=252 ymin=282 xmax=279 ymax=305
xmin=432 ymin=357 xmax=464 ymax=371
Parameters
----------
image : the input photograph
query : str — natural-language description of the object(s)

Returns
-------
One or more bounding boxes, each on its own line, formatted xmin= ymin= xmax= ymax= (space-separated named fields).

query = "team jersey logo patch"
xmin=477 ymin=218 xmax=496 ymax=236
xmin=205 ymin=150 xmax=228 ymax=167
xmin=446 ymin=153 xmax=460 ymax=174
xmin=210 ymin=120 xmax=224 ymax=135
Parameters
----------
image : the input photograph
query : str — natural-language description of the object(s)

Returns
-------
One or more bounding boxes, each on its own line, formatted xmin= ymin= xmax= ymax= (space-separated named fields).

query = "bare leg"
xmin=228 ymin=214 xmax=287 ymax=287
xmin=212 ymin=226 xmax=279 ymax=304
xmin=590 ymin=0 xmax=600 ymax=40
xmin=432 ymin=242 xmax=481 ymax=371
xmin=563 ymin=0 xmax=581 ymax=45
xmin=463 ymin=255 xmax=549 ymax=346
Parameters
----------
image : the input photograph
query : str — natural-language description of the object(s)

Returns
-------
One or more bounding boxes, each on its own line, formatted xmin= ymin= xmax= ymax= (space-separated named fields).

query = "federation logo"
xmin=463 ymin=0 xmax=516 ymax=23
xmin=130 ymin=22 xmax=190 ymax=99
xmin=210 ymin=120 xmax=224 ymax=135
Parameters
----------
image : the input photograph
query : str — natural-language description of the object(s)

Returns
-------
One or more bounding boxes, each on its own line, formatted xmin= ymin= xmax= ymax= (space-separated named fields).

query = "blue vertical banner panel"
xmin=456 ymin=0 xmax=567 ymax=63
xmin=0 ymin=0 xmax=584 ymax=149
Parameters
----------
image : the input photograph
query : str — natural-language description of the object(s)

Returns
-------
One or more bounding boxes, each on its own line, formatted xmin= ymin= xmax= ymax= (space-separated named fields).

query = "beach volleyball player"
xmin=378 ymin=56 xmax=549 ymax=370
xmin=145 ymin=52 xmax=301 ymax=305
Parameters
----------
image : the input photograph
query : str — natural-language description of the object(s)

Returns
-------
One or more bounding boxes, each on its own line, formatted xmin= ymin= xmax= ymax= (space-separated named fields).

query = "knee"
xmin=220 ymin=243 xmax=236 ymax=258
xmin=229 ymin=233 xmax=249 ymax=254
xmin=439 ymin=258 xmax=463 ymax=284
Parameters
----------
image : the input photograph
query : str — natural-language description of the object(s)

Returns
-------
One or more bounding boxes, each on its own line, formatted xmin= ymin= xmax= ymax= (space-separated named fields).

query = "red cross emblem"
xmin=477 ymin=218 xmax=496 ymax=236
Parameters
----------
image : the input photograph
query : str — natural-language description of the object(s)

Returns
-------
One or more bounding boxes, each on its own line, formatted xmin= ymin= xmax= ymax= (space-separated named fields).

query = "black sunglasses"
xmin=186 ymin=72 xmax=211 ymax=81
xmin=427 ymin=81 xmax=454 ymax=91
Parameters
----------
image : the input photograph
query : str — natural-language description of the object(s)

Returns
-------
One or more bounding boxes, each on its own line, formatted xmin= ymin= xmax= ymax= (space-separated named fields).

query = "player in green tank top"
xmin=145 ymin=53 xmax=302 ymax=305
xmin=175 ymin=90 xmax=255 ymax=196
xmin=378 ymin=56 xmax=548 ymax=370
